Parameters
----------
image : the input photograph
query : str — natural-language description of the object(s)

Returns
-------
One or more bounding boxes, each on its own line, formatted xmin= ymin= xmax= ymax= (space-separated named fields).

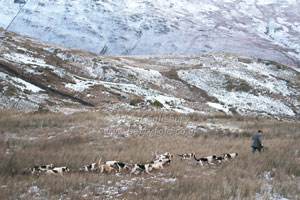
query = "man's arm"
xmin=258 ymin=136 xmax=262 ymax=147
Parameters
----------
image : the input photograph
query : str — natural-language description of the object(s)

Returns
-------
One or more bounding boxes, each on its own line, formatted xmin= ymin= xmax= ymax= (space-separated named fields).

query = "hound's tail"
xmin=193 ymin=154 xmax=198 ymax=161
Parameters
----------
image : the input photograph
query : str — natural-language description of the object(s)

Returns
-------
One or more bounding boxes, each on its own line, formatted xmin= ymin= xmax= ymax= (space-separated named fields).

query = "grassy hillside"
xmin=0 ymin=109 xmax=299 ymax=199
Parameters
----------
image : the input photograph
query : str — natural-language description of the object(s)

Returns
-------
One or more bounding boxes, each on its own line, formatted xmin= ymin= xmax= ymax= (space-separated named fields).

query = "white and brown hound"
xmin=84 ymin=159 xmax=101 ymax=172
xmin=31 ymin=164 xmax=54 ymax=175
xmin=217 ymin=153 xmax=239 ymax=163
xmin=104 ymin=160 xmax=129 ymax=172
xmin=194 ymin=154 xmax=217 ymax=166
xmin=130 ymin=163 xmax=153 ymax=175
xmin=112 ymin=162 xmax=130 ymax=172
xmin=177 ymin=153 xmax=195 ymax=160
xmin=229 ymin=153 xmax=238 ymax=158
xmin=100 ymin=164 xmax=116 ymax=173
xmin=153 ymin=152 xmax=173 ymax=163
xmin=45 ymin=167 xmax=69 ymax=176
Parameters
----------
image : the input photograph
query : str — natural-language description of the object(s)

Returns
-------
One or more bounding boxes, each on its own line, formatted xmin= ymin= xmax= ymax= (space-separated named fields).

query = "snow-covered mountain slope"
xmin=0 ymin=0 xmax=299 ymax=67
xmin=0 ymin=28 xmax=299 ymax=119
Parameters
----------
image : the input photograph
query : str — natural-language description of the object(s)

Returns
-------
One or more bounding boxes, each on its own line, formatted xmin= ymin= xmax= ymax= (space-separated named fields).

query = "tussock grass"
xmin=0 ymin=110 xmax=108 ymax=133
xmin=0 ymin=109 xmax=299 ymax=199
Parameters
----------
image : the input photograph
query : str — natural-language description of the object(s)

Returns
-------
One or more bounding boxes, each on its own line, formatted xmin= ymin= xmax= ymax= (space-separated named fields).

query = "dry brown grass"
xmin=0 ymin=109 xmax=108 ymax=133
xmin=0 ymin=109 xmax=299 ymax=199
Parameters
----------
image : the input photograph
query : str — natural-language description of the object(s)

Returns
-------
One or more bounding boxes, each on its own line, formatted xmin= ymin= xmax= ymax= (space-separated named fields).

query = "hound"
xmin=217 ymin=153 xmax=238 ymax=163
xmin=176 ymin=153 xmax=195 ymax=160
xmin=203 ymin=155 xmax=217 ymax=163
xmin=194 ymin=155 xmax=217 ymax=166
xmin=31 ymin=164 xmax=54 ymax=175
xmin=150 ymin=161 xmax=164 ymax=170
xmin=221 ymin=153 xmax=232 ymax=161
xmin=229 ymin=153 xmax=238 ymax=158
xmin=193 ymin=155 xmax=209 ymax=166
xmin=154 ymin=151 xmax=167 ymax=159
xmin=154 ymin=158 xmax=171 ymax=166
xmin=216 ymin=156 xmax=224 ymax=163
xmin=130 ymin=163 xmax=153 ymax=175
xmin=45 ymin=167 xmax=69 ymax=176
xmin=151 ymin=158 xmax=169 ymax=168
xmin=104 ymin=161 xmax=119 ymax=166
xmin=100 ymin=164 xmax=116 ymax=173
xmin=103 ymin=160 xmax=129 ymax=172
xmin=154 ymin=151 xmax=173 ymax=161
xmin=112 ymin=162 xmax=130 ymax=172
xmin=84 ymin=159 xmax=101 ymax=172
xmin=152 ymin=151 xmax=172 ymax=167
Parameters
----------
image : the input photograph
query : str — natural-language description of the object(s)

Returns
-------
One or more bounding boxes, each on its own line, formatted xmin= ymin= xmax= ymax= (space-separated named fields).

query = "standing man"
xmin=252 ymin=130 xmax=263 ymax=153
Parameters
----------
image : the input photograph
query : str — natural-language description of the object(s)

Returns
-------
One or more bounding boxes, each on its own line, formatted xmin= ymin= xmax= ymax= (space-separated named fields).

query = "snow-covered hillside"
xmin=0 ymin=28 xmax=299 ymax=119
xmin=0 ymin=0 xmax=299 ymax=67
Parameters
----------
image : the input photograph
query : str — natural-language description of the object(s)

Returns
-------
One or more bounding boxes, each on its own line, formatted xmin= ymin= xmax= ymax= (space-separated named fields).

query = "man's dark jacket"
xmin=252 ymin=133 xmax=262 ymax=148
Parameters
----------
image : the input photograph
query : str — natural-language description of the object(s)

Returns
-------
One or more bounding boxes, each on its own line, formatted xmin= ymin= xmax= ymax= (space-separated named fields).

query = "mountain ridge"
xmin=0 ymin=0 xmax=299 ymax=67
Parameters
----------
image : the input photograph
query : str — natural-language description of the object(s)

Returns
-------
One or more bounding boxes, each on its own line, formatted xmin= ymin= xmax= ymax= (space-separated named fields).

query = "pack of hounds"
xmin=28 ymin=151 xmax=238 ymax=177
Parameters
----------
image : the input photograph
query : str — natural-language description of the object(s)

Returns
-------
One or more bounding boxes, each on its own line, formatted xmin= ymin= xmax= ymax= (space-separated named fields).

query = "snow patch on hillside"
xmin=178 ymin=61 xmax=297 ymax=116
xmin=0 ymin=72 xmax=43 ymax=93
xmin=207 ymin=102 xmax=230 ymax=114
xmin=3 ymin=53 xmax=66 ymax=78
xmin=65 ymin=74 xmax=188 ymax=112
xmin=0 ymin=71 xmax=47 ymax=109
